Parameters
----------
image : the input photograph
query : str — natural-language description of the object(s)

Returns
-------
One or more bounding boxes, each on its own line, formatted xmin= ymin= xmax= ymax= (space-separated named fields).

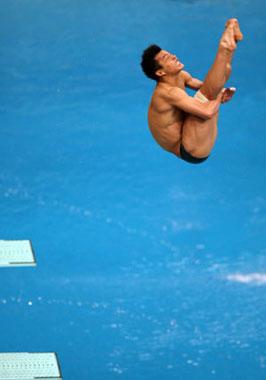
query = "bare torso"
xmin=148 ymin=71 xmax=187 ymax=155
xmin=148 ymin=70 xmax=220 ymax=158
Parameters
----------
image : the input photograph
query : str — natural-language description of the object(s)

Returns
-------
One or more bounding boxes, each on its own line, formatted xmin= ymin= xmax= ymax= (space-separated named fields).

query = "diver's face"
xmin=155 ymin=50 xmax=184 ymax=77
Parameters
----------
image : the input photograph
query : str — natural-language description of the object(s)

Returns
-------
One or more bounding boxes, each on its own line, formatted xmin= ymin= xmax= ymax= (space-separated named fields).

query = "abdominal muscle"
xmin=148 ymin=103 xmax=185 ymax=156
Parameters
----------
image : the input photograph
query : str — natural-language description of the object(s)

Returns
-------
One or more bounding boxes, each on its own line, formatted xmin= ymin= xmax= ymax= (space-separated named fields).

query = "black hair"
xmin=141 ymin=44 xmax=162 ymax=81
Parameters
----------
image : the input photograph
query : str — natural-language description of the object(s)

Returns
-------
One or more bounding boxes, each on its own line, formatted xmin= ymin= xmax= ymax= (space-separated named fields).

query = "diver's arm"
xmin=187 ymin=77 xmax=203 ymax=90
xmin=164 ymin=87 xmax=222 ymax=120
xmin=183 ymin=70 xmax=203 ymax=90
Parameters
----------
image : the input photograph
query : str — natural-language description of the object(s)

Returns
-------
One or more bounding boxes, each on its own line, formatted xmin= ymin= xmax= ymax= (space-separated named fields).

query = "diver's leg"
xmin=179 ymin=19 xmax=243 ymax=158
xmin=199 ymin=19 xmax=241 ymax=100
xmin=180 ymin=108 xmax=220 ymax=158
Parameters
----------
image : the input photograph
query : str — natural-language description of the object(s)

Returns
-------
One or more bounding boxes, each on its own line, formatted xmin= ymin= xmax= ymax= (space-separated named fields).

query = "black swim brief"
xmin=180 ymin=144 xmax=209 ymax=164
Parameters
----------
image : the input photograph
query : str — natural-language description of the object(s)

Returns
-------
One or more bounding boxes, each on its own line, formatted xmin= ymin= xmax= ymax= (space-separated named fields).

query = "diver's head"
xmin=141 ymin=45 xmax=184 ymax=81
xmin=141 ymin=44 xmax=162 ymax=81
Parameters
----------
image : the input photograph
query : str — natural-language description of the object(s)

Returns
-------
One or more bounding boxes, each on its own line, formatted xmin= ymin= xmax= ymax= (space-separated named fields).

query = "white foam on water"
xmin=226 ymin=273 xmax=266 ymax=285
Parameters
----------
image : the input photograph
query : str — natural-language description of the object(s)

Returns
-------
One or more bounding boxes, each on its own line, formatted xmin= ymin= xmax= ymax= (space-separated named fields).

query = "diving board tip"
xmin=0 ymin=352 xmax=62 ymax=379
xmin=0 ymin=240 xmax=36 ymax=267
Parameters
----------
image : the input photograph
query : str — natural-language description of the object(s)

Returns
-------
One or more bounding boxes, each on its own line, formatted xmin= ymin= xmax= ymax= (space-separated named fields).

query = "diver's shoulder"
xmin=154 ymin=82 xmax=174 ymax=97
xmin=180 ymin=69 xmax=191 ymax=78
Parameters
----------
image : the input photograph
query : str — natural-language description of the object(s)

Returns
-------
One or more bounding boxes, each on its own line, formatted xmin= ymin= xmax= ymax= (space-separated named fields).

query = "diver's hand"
xmin=221 ymin=87 xmax=236 ymax=103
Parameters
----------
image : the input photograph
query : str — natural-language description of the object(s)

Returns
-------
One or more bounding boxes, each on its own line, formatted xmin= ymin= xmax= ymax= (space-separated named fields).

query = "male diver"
xmin=141 ymin=18 xmax=243 ymax=164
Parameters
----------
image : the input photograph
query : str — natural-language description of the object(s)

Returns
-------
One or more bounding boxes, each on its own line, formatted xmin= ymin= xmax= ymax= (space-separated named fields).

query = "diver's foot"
xmin=226 ymin=18 xmax=243 ymax=42
xmin=221 ymin=87 xmax=236 ymax=103
xmin=220 ymin=23 xmax=237 ymax=51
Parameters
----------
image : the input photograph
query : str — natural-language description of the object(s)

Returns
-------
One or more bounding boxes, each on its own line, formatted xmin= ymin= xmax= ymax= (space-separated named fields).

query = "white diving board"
xmin=0 ymin=352 xmax=62 ymax=379
xmin=0 ymin=240 xmax=36 ymax=267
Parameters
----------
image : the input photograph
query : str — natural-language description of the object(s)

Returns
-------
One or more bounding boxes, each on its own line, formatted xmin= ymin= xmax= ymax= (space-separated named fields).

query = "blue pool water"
xmin=1 ymin=0 xmax=266 ymax=379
